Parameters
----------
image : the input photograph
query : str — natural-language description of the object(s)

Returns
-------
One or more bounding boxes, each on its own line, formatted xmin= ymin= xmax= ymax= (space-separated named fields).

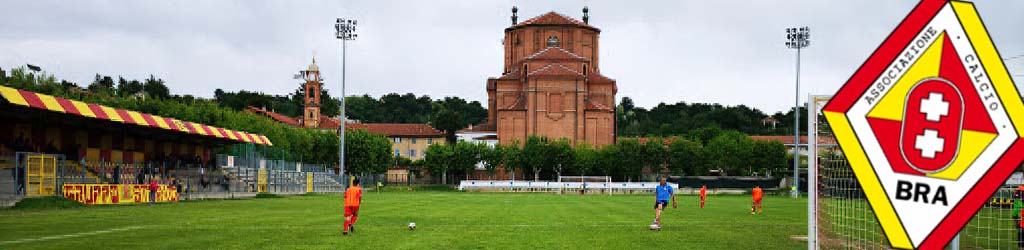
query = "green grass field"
xmin=0 ymin=191 xmax=808 ymax=249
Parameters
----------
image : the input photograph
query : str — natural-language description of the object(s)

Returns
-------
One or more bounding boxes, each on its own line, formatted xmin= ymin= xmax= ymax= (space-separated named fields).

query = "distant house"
xmin=749 ymin=135 xmax=839 ymax=156
xmin=347 ymin=123 xmax=446 ymax=161
xmin=761 ymin=117 xmax=778 ymax=129
xmin=456 ymin=123 xmax=498 ymax=148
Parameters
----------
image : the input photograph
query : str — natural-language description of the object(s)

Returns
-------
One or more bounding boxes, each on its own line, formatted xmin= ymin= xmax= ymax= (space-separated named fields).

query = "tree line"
xmin=616 ymin=97 xmax=808 ymax=137
xmin=422 ymin=127 xmax=789 ymax=183
xmin=212 ymin=90 xmax=488 ymax=143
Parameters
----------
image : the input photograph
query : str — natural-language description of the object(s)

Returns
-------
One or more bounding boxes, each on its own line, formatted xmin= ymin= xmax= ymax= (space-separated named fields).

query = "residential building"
xmin=347 ymin=123 xmax=445 ymax=161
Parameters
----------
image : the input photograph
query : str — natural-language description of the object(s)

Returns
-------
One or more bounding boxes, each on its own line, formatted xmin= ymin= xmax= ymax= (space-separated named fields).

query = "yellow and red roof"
xmin=0 ymin=85 xmax=272 ymax=146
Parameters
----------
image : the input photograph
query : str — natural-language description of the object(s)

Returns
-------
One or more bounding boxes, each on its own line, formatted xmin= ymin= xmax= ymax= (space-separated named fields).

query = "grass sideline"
xmin=0 ymin=192 xmax=806 ymax=249
xmin=9 ymin=196 xmax=84 ymax=210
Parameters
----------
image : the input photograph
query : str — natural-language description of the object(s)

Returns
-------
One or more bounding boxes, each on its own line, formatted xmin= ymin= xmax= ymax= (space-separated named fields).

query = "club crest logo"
xmin=823 ymin=0 xmax=1024 ymax=249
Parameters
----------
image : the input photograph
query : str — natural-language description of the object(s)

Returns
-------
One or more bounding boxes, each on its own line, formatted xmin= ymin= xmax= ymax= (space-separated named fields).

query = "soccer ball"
xmin=648 ymin=224 xmax=660 ymax=230
xmin=408 ymin=222 xmax=417 ymax=230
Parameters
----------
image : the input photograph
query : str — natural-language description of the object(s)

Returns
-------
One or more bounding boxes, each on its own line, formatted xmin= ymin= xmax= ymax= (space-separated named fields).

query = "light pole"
xmin=786 ymin=26 xmax=809 ymax=198
xmin=336 ymin=18 xmax=357 ymax=187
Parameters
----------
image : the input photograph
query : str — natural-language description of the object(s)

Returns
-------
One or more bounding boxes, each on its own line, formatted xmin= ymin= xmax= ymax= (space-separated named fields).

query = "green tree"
xmin=143 ymin=75 xmax=170 ymax=99
xmin=502 ymin=141 xmax=525 ymax=180
xmin=430 ymin=108 xmax=462 ymax=143
xmin=424 ymin=143 xmax=455 ymax=184
xmin=479 ymin=144 xmax=505 ymax=179
xmin=704 ymin=130 xmax=754 ymax=175
xmin=522 ymin=136 xmax=548 ymax=181
xmin=641 ymin=138 xmax=668 ymax=177
xmin=595 ymin=144 xmax=621 ymax=180
xmin=570 ymin=143 xmax=598 ymax=176
xmin=452 ymin=141 xmax=483 ymax=180
xmin=116 ymin=77 xmax=144 ymax=97
xmin=750 ymin=140 xmax=788 ymax=176
xmin=88 ymin=74 xmax=115 ymax=96
xmin=344 ymin=128 xmax=392 ymax=175
xmin=615 ymin=139 xmax=645 ymax=181
xmin=687 ymin=126 xmax=723 ymax=145
xmin=546 ymin=138 xmax=574 ymax=178
xmin=667 ymin=139 xmax=706 ymax=176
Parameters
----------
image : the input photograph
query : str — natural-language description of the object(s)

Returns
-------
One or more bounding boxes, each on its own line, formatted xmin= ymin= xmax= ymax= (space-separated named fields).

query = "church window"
xmin=547 ymin=36 xmax=560 ymax=47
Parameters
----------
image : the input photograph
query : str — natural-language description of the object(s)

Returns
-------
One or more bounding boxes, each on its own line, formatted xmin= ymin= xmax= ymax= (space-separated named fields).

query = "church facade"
xmin=483 ymin=8 xmax=617 ymax=146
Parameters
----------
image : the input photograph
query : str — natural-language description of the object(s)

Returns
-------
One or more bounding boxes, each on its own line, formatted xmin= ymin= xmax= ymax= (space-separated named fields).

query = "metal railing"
xmin=216 ymin=154 xmax=345 ymax=194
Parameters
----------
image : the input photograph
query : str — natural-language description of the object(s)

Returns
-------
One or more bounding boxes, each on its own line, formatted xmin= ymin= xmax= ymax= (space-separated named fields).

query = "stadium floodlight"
xmin=336 ymin=18 xmax=357 ymax=187
xmin=786 ymin=26 xmax=809 ymax=198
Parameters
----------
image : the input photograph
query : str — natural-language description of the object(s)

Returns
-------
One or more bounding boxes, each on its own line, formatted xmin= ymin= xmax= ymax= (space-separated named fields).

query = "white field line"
xmin=0 ymin=226 xmax=145 ymax=245
xmin=144 ymin=221 xmax=723 ymax=230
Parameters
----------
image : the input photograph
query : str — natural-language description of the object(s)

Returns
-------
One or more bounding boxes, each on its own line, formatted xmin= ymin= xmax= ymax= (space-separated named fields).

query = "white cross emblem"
xmin=915 ymin=129 xmax=944 ymax=159
xmin=919 ymin=92 xmax=949 ymax=122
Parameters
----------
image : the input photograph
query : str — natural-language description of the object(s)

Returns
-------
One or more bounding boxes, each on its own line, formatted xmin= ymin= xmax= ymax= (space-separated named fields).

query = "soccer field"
xmin=0 ymin=191 xmax=807 ymax=249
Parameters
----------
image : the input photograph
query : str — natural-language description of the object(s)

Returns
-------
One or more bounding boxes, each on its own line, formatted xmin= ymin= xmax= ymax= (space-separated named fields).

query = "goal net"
xmin=557 ymin=176 xmax=612 ymax=194
xmin=809 ymin=95 xmax=1022 ymax=249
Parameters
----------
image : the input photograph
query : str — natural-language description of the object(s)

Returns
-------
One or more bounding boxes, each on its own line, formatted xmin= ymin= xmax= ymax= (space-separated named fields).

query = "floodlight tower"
xmin=335 ymin=18 xmax=357 ymax=186
xmin=786 ymin=26 xmax=809 ymax=198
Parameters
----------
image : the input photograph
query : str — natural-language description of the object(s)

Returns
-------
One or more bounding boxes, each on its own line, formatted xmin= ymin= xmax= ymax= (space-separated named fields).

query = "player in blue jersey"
xmin=652 ymin=177 xmax=677 ymax=228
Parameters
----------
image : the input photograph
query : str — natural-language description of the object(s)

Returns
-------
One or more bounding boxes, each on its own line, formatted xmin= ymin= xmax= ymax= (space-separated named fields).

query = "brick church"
xmin=480 ymin=7 xmax=617 ymax=147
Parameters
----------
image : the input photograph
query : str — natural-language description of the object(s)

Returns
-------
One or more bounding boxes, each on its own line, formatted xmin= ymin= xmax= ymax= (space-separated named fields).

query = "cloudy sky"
xmin=1 ymin=1 xmax=1022 ymax=113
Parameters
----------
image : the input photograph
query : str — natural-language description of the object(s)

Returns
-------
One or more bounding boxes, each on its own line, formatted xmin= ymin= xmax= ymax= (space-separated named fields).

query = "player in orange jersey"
xmin=699 ymin=185 xmax=707 ymax=209
xmin=343 ymin=178 xmax=363 ymax=235
xmin=751 ymin=186 xmax=763 ymax=214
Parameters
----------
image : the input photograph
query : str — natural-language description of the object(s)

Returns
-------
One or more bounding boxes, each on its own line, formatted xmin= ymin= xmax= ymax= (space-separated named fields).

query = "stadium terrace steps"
xmin=0 ymin=196 xmax=21 ymax=208
xmin=0 ymin=169 xmax=22 ymax=208
xmin=64 ymin=161 xmax=102 ymax=184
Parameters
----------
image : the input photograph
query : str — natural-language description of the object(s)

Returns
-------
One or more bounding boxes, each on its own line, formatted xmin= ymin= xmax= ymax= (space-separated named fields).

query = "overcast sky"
xmin=1 ymin=1 xmax=1022 ymax=113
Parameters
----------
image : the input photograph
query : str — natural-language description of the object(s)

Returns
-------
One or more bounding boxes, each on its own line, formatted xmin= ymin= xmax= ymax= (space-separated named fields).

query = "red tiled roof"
xmin=245 ymin=106 xmax=299 ymax=126
xmin=458 ymin=123 xmax=497 ymax=133
xmin=513 ymin=12 xmax=597 ymax=31
xmin=525 ymin=47 xmax=588 ymax=61
xmin=347 ymin=123 xmax=445 ymax=138
xmin=319 ymin=116 xmax=341 ymax=130
xmin=527 ymin=63 xmax=584 ymax=77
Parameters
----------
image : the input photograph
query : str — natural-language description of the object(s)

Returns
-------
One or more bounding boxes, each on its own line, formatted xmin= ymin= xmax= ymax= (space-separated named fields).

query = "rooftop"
xmin=347 ymin=123 xmax=445 ymax=138
xmin=511 ymin=12 xmax=598 ymax=31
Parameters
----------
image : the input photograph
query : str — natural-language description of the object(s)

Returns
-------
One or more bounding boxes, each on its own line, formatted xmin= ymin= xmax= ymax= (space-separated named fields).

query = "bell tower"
xmin=302 ymin=57 xmax=322 ymax=128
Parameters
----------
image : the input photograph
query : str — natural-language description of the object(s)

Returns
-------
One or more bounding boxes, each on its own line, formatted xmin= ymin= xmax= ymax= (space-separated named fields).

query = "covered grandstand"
xmin=0 ymin=86 xmax=345 ymax=206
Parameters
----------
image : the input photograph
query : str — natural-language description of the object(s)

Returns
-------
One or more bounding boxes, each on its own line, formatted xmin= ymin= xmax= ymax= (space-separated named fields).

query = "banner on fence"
xmin=62 ymin=184 xmax=178 ymax=205
xmin=306 ymin=173 xmax=313 ymax=193
xmin=257 ymin=169 xmax=268 ymax=193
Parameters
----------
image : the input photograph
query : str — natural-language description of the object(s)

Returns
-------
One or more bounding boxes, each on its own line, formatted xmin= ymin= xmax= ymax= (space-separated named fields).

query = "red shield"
xmin=900 ymin=78 xmax=963 ymax=173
